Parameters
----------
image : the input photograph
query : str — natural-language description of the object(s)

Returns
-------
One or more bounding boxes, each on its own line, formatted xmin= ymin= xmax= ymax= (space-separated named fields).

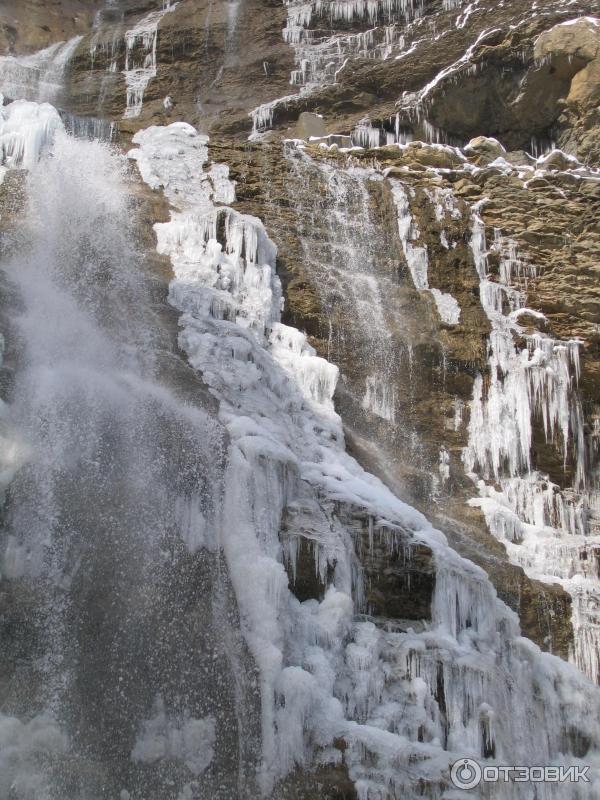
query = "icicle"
xmin=130 ymin=121 xmax=600 ymax=798
xmin=463 ymin=202 xmax=600 ymax=684
xmin=123 ymin=3 xmax=177 ymax=118
xmin=390 ymin=181 xmax=461 ymax=325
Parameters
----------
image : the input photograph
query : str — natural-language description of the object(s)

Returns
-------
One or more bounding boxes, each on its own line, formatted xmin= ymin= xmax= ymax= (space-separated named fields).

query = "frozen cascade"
xmin=250 ymin=0 xmax=415 ymax=136
xmin=130 ymin=121 xmax=600 ymax=798
xmin=123 ymin=2 xmax=177 ymax=118
xmin=0 ymin=99 xmax=64 ymax=172
xmin=283 ymin=0 xmax=411 ymax=89
xmin=0 ymin=104 xmax=260 ymax=799
xmin=0 ymin=31 xmax=117 ymax=145
xmin=350 ymin=113 xmax=457 ymax=148
xmin=463 ymin=203 xmax=600 ymax=685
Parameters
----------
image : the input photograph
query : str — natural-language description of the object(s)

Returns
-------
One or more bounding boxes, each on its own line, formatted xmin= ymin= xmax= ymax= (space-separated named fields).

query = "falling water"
xmin=0 ymin=123 xmax=260 ymax=800
xmin=282 ymin=144 xmax=440 ymax=495
xmin=2 ymin=1 xmax=600 ymax=794
xmin=0 ymin=36 xmax=83 ymax=107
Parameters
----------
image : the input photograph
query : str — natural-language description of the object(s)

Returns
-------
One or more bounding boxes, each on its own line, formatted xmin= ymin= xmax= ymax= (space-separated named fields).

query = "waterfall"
xmin=0 ymin=36 xmax=83 ymax=106
xmin=0 ymin=108 xmax=260 ymax=799
xmin=2 ymin=1 xmax=600 ymax=796
xmin=283 ymin=147 xmax=402 ymax=424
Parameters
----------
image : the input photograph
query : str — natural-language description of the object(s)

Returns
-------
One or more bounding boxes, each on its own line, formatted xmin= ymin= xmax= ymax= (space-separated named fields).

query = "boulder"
xmin=534 ymin=17 xmax=600 ymax=64
xmin=465 ymin=136 xmax=507 ymax=160
xmin=294 ymin=111 xmax=326 ymax=140
xmin=569 ymin=56 xmax=600 ymax=107
xmin=537 ymin=149 xmax=579 ymax=171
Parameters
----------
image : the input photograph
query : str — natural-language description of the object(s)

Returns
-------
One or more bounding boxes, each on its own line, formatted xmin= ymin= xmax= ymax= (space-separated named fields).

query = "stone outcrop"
xmin=0 ymin=1 xmax=99 ymax=54
xmin=215 ymin=135 xmax=587 ymax=659
xmin=534 ymin=17 xmax=600 ymax=164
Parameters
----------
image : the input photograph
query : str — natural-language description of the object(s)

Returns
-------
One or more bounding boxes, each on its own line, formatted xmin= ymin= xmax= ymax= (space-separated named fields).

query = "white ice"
xmin=130 ymin=120 xmax=600 ymax=798
xmin=123 ymin=3 xmax=177 ymax=118
xmin=0 ymin=99 xmax=64 ymax=170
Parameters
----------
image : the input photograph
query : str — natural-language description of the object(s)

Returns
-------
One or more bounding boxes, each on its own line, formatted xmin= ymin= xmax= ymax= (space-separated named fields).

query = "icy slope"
xmin=130 ymin=120 xmax=600 ymax=799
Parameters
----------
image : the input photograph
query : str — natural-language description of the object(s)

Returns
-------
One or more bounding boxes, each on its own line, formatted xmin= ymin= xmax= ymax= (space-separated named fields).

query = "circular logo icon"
xmin=451 ymin=758 xmax=483 ymax=790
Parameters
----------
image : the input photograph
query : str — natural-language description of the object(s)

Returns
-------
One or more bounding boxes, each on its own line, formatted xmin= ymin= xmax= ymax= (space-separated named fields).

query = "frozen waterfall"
xmin=127 ymin=121 xmax=600 ymax=799
xmin=0 ymin=1 xmax=599 ymax=795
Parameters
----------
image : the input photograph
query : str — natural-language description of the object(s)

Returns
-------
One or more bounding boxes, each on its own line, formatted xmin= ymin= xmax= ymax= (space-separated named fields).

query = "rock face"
xmin=1 ymin=0 xmax=600 ymax=797
xmin=213 ymin=134 xmax=595 ymax=664
xmin=532 ymin=17 xmax=600 ymax=165
xmin=0 ymin=1 xmax=98 ymax=54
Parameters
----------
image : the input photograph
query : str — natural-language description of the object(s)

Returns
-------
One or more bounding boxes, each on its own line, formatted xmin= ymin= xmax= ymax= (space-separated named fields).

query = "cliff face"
xmin=0 ymin=1 xmax=100 ymax=53
xmin=1 ymin=0 xmax=600 ymax=797
xmin=3 ymin=0 xmax=598 ymax=678
xmin=33 ymin=0 xmax=600 ymax=160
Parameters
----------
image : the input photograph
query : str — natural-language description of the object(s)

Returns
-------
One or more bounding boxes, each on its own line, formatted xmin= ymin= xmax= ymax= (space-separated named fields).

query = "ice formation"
xmin=130 ymin=120 xmax=600 ymax=798
xmin=391 ymin=181 xmax=461 ymax=325
xmin=0 ymin=3 xmax=599 ymax=790
xmin=250 ymin=92 xmax=301 ymax=138
xmin=316 ymin=110 xmax=600 ymax=690
xmin=0 ymin=98 xmax=64 ymax=170
xmin=283 ymin=0 xmax=410 ymax=89
xmin=123 ymin=2 xmax=177 ymax=118
xmin=463 ymin=202 xmax=600 ymax=685
xmin=250 ymin=0 xmax=419 ymax=136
